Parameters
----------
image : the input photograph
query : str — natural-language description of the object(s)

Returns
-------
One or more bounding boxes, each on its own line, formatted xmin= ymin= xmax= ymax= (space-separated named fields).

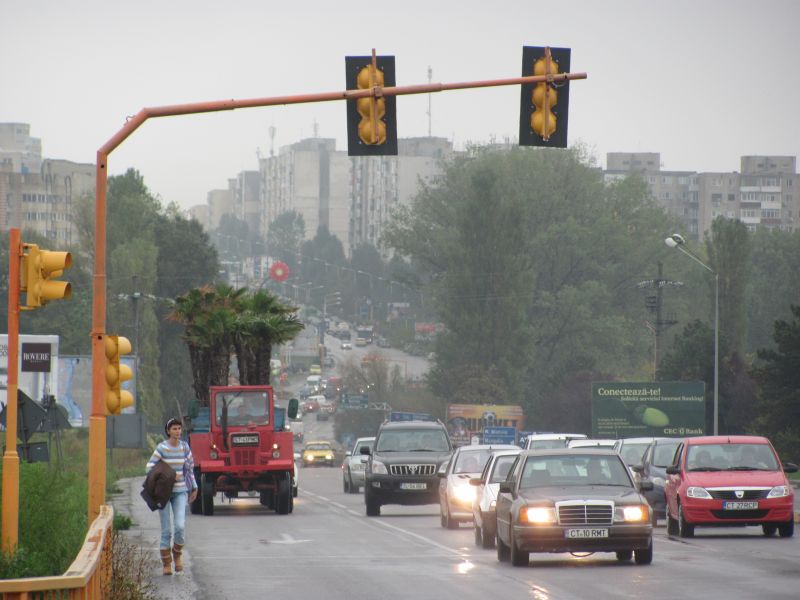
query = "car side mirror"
xmin=345 ymin=451 xmax=352 ymax=457
xmin=498 ymin=482 xmax=513 ymax=494
xmin=639 ymin=480 xmax=654 ymax=492
xmin=783 ymin=462 xmax=798 ymax=473
xmin=360 ymin=447 xmax=371 ymax=456
xmin=665 ymin=465 xmax=680 ymax=475
xmin=287 ymin=398 xmax=299 ymax=420
xmin=630 ymin=464 xmax=644 ymax=473
xmin=437 ymin=471 xmax=447 ymax=478
xmin=469 ymin=478 xmax=482 ymax=487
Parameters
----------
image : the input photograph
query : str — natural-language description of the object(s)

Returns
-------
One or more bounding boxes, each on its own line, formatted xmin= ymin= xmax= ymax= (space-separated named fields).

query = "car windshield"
xmin=216 ymin=391 xmax=269 ymax=426
xmin=305 ymin=444 xmax=331 ymax=451
xmin=353 ymin=439 xmax=374 ymax=454
xmin=520 ymin=455 xmax=632 ymax=488
xmin=529 ymin=439 xmax=567 ymax=450
xmin=620 ymin=443 xmax=650 ymax=465
xmin=686 ymin=443 xmax=779 ymax=471
xmin=490 ymin=455 xmax=518 ymax=483
xmin=454 ymin=450 xmax=492 ymax=474
xmin=376 ymin=429 xmax=450 ymax=452
xmin=652 ymin=441 xmax=680 ymax=467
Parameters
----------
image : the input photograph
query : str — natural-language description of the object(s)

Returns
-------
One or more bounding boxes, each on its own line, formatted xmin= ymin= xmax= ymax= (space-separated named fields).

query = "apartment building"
xmin=604 ymin=152 xmax=799 ymax=239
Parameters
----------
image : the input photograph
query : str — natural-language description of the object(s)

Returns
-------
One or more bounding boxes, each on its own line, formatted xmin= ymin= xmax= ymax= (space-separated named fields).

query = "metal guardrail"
xmin=0 ymin=504 xmax=114 ymax=599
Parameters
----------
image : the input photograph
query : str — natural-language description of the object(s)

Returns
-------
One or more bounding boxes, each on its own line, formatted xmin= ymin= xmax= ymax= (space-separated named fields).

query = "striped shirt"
xmin=146 ymin=440 xmax=197 ymax=494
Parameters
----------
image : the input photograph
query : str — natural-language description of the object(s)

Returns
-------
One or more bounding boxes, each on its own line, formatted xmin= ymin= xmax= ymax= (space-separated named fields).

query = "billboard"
xmin=446 ymin=404 xmax=525 ymax=447
xmin=591 ymin=381 xmax=706 ymax=438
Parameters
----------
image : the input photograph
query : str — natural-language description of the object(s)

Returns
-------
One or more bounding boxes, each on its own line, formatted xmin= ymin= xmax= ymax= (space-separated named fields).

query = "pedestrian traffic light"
xmin=519 ymin=46 xmax=571 ymax=148
xmin=105 ymin=335 xmax=134 ymax=415
xmin=345 ymin=54 xmax=398 ymax=156
xmin=19 ymin=243 xmax=72 ymax=308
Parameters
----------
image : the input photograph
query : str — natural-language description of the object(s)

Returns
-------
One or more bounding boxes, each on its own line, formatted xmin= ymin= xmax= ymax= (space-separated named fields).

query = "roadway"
xmin=179 ymin=462 xmax=799 ymax=600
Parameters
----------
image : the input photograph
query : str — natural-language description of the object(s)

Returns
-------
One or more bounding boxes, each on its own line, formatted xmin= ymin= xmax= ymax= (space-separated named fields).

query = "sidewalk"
xmin=110 ymin=477 xmax=201 ymax=600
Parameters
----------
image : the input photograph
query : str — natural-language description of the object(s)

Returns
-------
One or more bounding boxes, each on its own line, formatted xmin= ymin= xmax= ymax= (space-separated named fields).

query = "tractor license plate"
xmin=565 ymin=528 xmax=609 ymax=539
xmin=723 ymin=501 xmax=758 ymax=510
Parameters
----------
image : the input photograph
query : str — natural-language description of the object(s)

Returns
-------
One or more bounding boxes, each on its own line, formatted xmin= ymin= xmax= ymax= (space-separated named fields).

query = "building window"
xmin=761 ymin=209 xmax=780 ymax=219
xmin=728 ymin=193 xmax=736 ymax=201
xmin=741 ymin=209 xmax=758 ymax=218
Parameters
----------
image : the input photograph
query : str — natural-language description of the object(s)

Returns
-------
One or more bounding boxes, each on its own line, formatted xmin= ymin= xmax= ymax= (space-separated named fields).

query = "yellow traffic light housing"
xmin=105 ymin=335 xmax=134 ymax=415
xmin=20 ymin=243 xmax=72 ymax=308
xmin=345 ymin=54 xmax=398 ymax=156
xmin=519 ymin=46 xmax=571 ymax=148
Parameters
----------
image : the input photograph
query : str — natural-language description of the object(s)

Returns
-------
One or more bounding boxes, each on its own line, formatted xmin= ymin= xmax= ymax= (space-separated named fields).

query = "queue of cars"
xmin=351 ymin=424 xmax=797 ymax=568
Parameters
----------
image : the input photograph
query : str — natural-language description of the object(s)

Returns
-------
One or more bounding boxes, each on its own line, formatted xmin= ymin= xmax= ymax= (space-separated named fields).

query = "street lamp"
xmin=665 ymin=233 xmax=719 ymax=435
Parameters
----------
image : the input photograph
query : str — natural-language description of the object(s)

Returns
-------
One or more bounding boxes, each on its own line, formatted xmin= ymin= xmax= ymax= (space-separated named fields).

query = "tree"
xmin=268 ymin=211 xmax=305 ymax=270
xmin=752 ymin=305 xmax=800 ymax=460
xmin=385 ymin=147 xmax=677 ymax=413
xmin=233 ymin=291 xmax=303 ymax=386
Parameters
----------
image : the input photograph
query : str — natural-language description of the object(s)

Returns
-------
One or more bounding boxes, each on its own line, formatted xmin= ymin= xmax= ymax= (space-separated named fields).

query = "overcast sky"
xmin=2 ymin=0 xmax=798 ymax=211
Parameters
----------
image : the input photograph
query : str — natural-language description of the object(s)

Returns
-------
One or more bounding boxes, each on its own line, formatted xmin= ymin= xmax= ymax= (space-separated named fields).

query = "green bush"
xmin=108 ymin=530 xmax=159 ymax=600
xmin=113 ymin=514 xmax=133 ymax=531
xmin=0 ymin=463 xmax=88 ymax=577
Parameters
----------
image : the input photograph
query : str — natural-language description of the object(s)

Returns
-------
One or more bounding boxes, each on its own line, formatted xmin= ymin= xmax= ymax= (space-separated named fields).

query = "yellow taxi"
xmin=309 ymin=364 xmax=322 ymax=375
xmin=355 ymin=337 xmax=367 ymax=347
xmin=302 ymin=440 xmax=335 ymax=467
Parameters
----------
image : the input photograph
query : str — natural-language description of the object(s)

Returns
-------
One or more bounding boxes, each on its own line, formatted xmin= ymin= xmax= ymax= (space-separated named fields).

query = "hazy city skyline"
xmin=2 ymin=0 xmax=798 ymax=212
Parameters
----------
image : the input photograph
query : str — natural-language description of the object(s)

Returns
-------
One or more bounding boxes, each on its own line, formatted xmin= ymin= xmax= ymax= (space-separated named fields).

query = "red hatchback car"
xmin=665 ymin=435 xmax=797 ymax=538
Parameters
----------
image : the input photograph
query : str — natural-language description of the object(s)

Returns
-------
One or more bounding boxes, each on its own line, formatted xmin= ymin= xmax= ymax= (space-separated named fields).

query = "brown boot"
xmin=172 ymin=544 xmax=184 ymax=573
xmin=160 ymin=548 xmax=173 ymax=576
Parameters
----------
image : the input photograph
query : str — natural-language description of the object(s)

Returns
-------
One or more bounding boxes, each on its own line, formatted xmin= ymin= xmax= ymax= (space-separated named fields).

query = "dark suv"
xmin=362 ymin=420 xmax=453 ymax=516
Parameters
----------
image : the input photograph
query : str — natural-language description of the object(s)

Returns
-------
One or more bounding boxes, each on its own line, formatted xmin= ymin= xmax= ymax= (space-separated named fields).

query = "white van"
xmin=306 ymin=375 xmax=322 ymax=390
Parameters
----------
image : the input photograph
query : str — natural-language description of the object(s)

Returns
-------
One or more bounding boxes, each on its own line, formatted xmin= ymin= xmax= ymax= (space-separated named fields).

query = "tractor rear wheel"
xmin=276 ymin=474 xmax=292 ymax=515
xmin=200 ymin=474 xmax=214 ymax=516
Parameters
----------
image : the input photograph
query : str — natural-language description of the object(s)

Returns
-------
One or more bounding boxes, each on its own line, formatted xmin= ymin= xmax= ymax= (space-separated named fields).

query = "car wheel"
xmin=651 ymin=508 xmax=658 ymax=528
xmin=666 ymin=508 xmax=679 ymax=536
xmin=678 ymin=504 xmax=694 ymax=538
xmin=616 ymin=550 xmax=632 ymax=561
xmin=778 ymin=519 xmax=794 ymax=538
xmin=365 ymin=490 xmax=381 ymax=517
xmin=509 ymin=528 xmax=529 ymax=567
xmin=496 ymin=532 xmax=510 ymax=562
xmin=634 ymin=542 xmax=653 ymax=565
xmin=474 ymin=524 xmax=482 ymax=546
xmin=482 ymin=522 xmax=496 ymax=549
xmin=343 ymin=475 xmax=350 ymax=494
xmin=446 ymin=506 xmax=459 ymax=530
xmin=762 ymin=523 xmax=777 ymax=536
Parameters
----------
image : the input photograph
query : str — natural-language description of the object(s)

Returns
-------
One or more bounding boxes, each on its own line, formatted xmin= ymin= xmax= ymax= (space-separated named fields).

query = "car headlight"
xmin=489 ymin=500 xmax=496 ymax=509
xmin=686 ymin=486 xmax=712 ymax=499
xmin=371 ymin=460 xmax=388 ymax=475
xmin=615 ymin=505 xmax=649 ymax=523
xmin=305 ymin=454 xmax=314 ymax=461
xmin=325 ymin=454 xmax=333 ymax=460
xmin=520 ymin=506 xmax=556 ymax=524
xmin=651 ymin=477 xmax=666 ymax=487
xmin=767 ymin=485 xmax=791 ymax=498
xmin=453 ymin=483 xmax=476 ymax=504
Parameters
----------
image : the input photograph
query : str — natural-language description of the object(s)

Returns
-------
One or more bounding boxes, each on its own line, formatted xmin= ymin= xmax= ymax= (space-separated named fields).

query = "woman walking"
xmin=146 ymin=417 xmax=198 ymax=575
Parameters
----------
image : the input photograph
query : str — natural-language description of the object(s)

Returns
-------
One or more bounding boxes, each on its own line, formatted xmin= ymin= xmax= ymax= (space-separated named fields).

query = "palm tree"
xmin=168 ymin=284 xmax=245 ymax=406
xmin=234 ymin=291 xmax=303 ymax=386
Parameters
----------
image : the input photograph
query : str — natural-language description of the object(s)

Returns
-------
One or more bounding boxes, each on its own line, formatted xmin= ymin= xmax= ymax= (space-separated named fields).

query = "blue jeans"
xmin=158 ymin=491 xmax=187 ymax=549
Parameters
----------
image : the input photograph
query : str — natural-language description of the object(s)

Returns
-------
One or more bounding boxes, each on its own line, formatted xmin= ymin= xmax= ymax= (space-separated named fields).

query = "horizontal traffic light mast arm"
xmin=99 ymin=71 xmax=586 ymax=155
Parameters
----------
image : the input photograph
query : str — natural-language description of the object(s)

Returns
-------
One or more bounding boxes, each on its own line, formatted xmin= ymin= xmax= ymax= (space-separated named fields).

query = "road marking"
xmin=269 ymin=533 xmax=311 ymax=544
xmin=303 ymin=490 xmax=464 ymax=557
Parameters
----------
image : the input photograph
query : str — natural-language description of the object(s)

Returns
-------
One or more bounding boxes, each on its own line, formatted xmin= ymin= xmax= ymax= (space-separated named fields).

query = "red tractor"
xmin=188 ymin=385 xmax=299 ymax=516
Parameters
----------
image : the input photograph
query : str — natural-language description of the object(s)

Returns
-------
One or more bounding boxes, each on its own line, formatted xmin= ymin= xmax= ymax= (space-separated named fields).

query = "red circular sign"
xmin=269 ymin=261 xmax=290 ymax=282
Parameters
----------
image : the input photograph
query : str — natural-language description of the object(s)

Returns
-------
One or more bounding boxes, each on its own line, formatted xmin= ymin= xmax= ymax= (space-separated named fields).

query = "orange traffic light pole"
xmin=2 ymin=228 xmax=21 ymax=553
xmin=88 ymin=60 xmax=587 ymax=520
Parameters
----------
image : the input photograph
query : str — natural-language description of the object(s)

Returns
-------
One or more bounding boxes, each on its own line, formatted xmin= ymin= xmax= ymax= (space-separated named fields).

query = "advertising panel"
xmin=591 ymin=381 xmax=706 ymax=438
xmin=446 ymin=404 xmax=525 ymax=447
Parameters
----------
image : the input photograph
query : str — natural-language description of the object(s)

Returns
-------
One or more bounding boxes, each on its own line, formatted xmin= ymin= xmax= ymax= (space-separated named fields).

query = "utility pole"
xmin=638 ymin=262 xmax=680 ymax=379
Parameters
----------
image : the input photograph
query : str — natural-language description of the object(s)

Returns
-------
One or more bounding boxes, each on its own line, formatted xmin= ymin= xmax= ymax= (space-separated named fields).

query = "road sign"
xmin=482 ymin=426 xmax=517 ymax=445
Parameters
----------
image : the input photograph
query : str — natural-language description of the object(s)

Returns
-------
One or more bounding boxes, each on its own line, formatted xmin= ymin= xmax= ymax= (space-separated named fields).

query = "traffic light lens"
xmin=357 ymin=66 xmax=384 ymax=88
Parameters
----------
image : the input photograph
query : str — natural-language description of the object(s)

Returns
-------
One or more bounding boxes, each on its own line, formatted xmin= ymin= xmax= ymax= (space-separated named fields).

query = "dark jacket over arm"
xmin=141 ymin=460 xmax=176 ymax=511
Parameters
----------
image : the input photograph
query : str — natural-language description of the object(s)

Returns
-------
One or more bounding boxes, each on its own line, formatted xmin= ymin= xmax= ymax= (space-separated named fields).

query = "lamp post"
xmin=665 ymin=233 xmax=719 ymax=435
